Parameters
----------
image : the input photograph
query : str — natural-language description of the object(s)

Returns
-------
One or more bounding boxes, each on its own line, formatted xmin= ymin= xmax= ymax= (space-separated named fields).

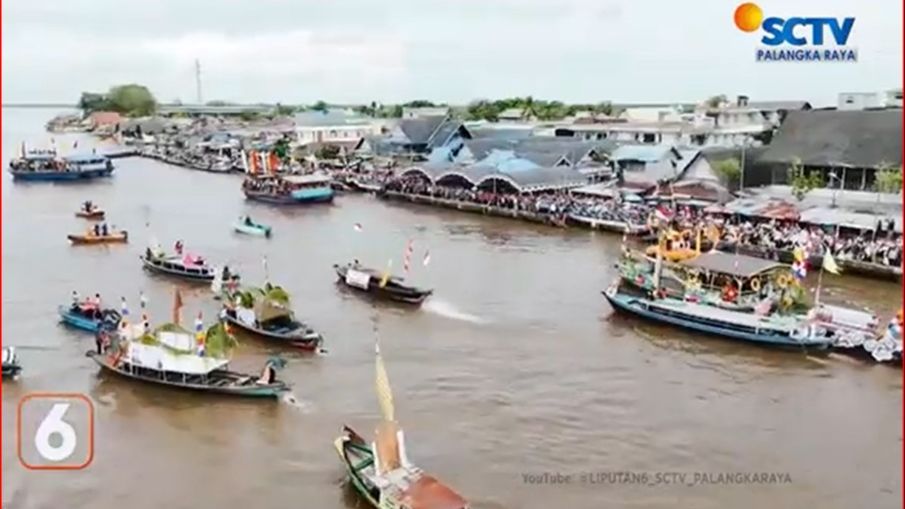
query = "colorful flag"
xmin=654 ymin=205 xmax=673 ymax=223
xmin=172 ymin=289 xmax=183 ymax=325
xmin=792 ymin=261 xmax=807 ymax=281
xmin=353 ymin=223 xmax=363 ymax=232
xmin=375 ymin=340 xmax=395 ymax=422
xmin=194 ymin=311 xmax=204 ymax=333
xmin=120 ymin=297 xmax=129 ymax=316
xmin=240 ymin=150 xmax=250 ymax=174
xmin=402 ymin=240 xmax=414 ymax=274
xmin=422 ymin=249 xmax=431 ymax=267
xmin=822 ymin=252 xmax=841 ymax=275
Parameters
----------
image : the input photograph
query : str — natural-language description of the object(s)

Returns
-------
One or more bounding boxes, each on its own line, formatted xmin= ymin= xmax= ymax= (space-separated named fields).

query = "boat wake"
xmin=281 ymin=392 xmax=312 ymax=411
xmin=423 ymin=298 xmax=488 ymax=324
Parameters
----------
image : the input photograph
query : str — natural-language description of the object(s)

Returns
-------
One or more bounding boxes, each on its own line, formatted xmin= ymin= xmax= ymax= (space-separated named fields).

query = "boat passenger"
xmin=101 ymin=223 xmax=109 ymax=236
xmin=244 ymin=216 xmax=253 ymax=226
xmin=71 ymin=290 xmax=80 ymax=307
xmin=175 ymin=240 xmax=184 ymax=255
xmin=93 ymin=224 xmax=100 ymax=236
xmin=83 ymin=200 xmax=92 ymax=212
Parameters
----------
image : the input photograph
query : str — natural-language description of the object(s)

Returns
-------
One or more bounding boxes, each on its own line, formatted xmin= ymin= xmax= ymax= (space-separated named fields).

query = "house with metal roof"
xmin=753 ymin=109 xmax=902 ymax=190
xmin=293 ymin=109 xmax=383 ymax=150
xmin=399 ymin=155 xmax=587 ymax=194
xmin=373 ymin=115 xmax=472 ymax=156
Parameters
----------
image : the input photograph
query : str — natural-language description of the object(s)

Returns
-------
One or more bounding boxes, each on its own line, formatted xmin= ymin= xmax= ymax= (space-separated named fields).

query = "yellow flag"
xmin=375 ymin=341 xmax=395 ymax=422
xmin=793 ymin=247 xmax=805 ymax=263
xmin=379 ymin=259 xmax=392 ymax=288
xmin=822 ymin=252 xmax=841 ymax=275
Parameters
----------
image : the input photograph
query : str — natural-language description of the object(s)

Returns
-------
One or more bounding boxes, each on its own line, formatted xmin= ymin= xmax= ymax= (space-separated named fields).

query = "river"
xmin=1 ymin=107 xmax=901 ymax=509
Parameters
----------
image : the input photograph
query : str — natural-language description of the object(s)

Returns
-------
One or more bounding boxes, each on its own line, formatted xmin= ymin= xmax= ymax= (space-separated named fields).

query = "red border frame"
xmin=16 ymin=392 xmax=95 ymax=470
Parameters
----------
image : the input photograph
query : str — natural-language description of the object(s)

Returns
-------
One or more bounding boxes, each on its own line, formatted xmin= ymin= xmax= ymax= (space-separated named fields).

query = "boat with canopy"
xmin=334 ymin=262 xmax=433 ymax=305
xmin=9 ymin=147 xmax=115 ymax=181
xmin=219 ymin=282 xmax=324 ymax=351
xmin=334 ymin=327 xmax=468 ymax=509
xmin=140 ymin=240 xmax=232 ymax=283
xmin=86 ymin=290 xmax=290 ymax=398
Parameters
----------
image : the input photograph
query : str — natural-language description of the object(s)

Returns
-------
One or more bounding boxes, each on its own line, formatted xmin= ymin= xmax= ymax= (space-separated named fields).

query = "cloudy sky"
xmin=2 ymin=0 xmax=901 ymax=106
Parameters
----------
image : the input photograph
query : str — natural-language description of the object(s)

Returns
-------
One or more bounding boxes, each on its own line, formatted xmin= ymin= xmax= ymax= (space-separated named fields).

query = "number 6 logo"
xmin=17 ymin=393 xmax=94 ymax=470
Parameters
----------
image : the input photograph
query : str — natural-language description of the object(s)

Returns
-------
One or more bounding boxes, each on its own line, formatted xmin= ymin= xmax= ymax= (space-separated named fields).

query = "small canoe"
xmin=75 ymin=209 xmax=105 ymax=220
xmin=68 ymin=231 xmax=128 ymax=245
xmin=233 ymin=220 xmax=272 ymax=237
xmin=85 ymin=350 xmax=291 ymax=398
xmin=2 ymin=347 xmax=22 ymax=379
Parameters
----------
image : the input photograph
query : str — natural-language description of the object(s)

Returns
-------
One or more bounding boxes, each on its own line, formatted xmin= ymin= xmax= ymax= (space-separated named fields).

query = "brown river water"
xmin=1 ymin=108 xmax=901 ymax=509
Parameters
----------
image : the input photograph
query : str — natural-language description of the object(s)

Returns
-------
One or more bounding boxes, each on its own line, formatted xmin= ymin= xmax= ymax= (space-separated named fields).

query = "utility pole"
xmin=195 ymin=59 xmax=203 ymax=105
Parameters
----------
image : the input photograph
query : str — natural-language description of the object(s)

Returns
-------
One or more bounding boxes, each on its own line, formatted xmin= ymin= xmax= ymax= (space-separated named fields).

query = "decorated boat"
xmin=9 ymin=147 xmax=114 ymax=181
xmin=334 ymin=337 xmax=468 ymax=509
xmin=334 ymin=262 xmax=433 ymax=305
xmin=242 ymin=174 xmax=334 ymax=205
xmin=59 ymin=300 xmax=122 ymax=333
xmin=75 ymin=201 xmax=105 ymax=219
xmin=220 ymin=282 xmax=324 ymax=351
xmin=140 ymin=241 xmax=230 ymax=283
xmin=233 ymin=216 xmax=272 ymax=237
xmin=68 ymin=229 xmax=128 ymax=245
xmin=2 ymin=347 xmax=22 ymax=379
xmin=86 ymin=291 xmax=290 ymax=398
xmin=822 ymin=306 xmax=902 ymax=366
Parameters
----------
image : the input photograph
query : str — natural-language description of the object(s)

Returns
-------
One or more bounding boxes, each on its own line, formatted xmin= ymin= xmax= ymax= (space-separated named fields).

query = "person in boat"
xmin=244 ymin=215 xmax=253 ymax=226
xmin=721 ymin=282 xmax=739 ymax=303
xmin=175 ymin=240 xmax=184 ymax=255
xmin=71 ymin=290 xmax=80 ymax=309
xmin=93 ymin=223 xmax=101 ymax=236
xmin=257 ymin=361 xmax=276 ymax=385
xmin=83 ymin=200 xmax=93 ymax=212
xmin=101 ymin=223 xmax=109 ymax=236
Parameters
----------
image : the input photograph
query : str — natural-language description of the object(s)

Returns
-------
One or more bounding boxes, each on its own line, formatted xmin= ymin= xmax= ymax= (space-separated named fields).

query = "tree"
xmin=311 ymin=100 xmax=329 ymax=113
xmin=593 ymin=101 xmax=615 ymax=116
xmin=787 ymin=158 xmax=824 ymax=201
xmin=706 ymin=94 xmax=727 ymax=109
xmin=713 ymin=157 xmax=742 ymax=189
xmin=874 ymin=163 xmax=902 ymax=194
xmin=106 ymin=84 xmax=157 ymax=116
xmin=466 ymin=100 xmax=499 ymax=121
xmin=403 ymin=100 xmax=436 ymax=108
xmin=78 ymin=92 xmax=110 ymax=114
xmin=275 ymin=103 xmax=297 ymax=116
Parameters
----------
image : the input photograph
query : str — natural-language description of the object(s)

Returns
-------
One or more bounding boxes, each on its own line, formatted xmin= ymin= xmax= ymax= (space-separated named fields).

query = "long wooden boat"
xmin=86 ymin=350 xmax=290 ymax=397
xmin=220 ymin=308 xmax=323 ymax=351
xmin=334 ymin=263 xmax=432 ymax=305
xmin=2 ymin=347 xmax=22 ymax=379
xmin=68 ymin=231 xmax=128 ymax=245
xmin=140 ymin=252 xmax=221 ymax=282
xmin=718 ymin=242 xmax=902 ymax=281
xmin=603 ymin=280 xmax=833 ymax=349
xmin=58 ymin=304 xmax=122 ymax=333
xmin=243 ymin=174 xmax=334 ymax=205
xmin=75 ymin=209 xmax=105 ymax=219
xmin=9 ymin=151 xmax=115 ymax=181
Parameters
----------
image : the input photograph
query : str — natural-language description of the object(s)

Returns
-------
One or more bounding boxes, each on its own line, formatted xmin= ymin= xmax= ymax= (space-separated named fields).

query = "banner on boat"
xmin=345 ymin=269 xmax=371 ymax=290
xmin=126 ymin=342 xmax=228 ymax=374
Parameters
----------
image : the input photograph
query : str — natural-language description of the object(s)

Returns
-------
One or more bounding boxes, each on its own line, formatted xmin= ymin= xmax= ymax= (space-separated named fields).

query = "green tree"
xmin=274 ymin=103 xmax=297 ymax=116
xmin=389 ymin=105 xmax=403 ymax=118
xmin=874 ymin=163 xmax=902 ymax=194
xmin=403 ymin=100 xmax=436 ymax=108
xmin=311 ymin=100 xmax=329 ymax=112
xmin=78 ymin=92 xmax=110 ymax=114
xmin=106 ymin=84 xmax=157 ymax=116
xmin=239 ymin=110 xmax=259 ymax=122
xmin=466 ymin=100 xmax=499 ymax=121
xmin=713 ymin=157 xmax=741 ymax=188
xmin=787 ymin=157 xmax=824 ymax=201
xmin=593 ymin=101 xmax=615 ymax=116
xmin=706 ymin=94 xmax=727 ymax=109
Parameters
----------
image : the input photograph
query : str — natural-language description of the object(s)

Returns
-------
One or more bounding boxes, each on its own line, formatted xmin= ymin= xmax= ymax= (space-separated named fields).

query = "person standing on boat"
xmin=93 ymin=223 xmax=100 ymax=236
xmin=101 ymin=223 xmax=109 ymax=236
xmin=175 ymin=240 xmax=184 ymax=255
xmin=71 ymin=290 xmax=80 ymax=309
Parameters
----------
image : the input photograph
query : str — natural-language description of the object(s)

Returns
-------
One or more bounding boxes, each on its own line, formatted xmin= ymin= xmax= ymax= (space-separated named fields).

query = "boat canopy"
xmin=680 ymin=251 xmax=784 ymax=279
xmin=254 ymin=300 xmax=292 ymax=322
xmin=126 ymin=342 xmax=228 ymax=374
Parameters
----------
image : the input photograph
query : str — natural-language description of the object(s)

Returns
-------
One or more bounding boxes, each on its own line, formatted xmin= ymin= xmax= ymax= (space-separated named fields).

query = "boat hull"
xmin=221 ymin=314 xmax=323 ymax=351
xmin=244 ymin=188 xmax=334 ymax=205
xmin=68 ymin=232 xmax=128 ymax=245
xmin=85 ymin=351 xmax=290 ymax=398
xmin=58 ymin=306 xmax=121 ymax=333
xmin=10 ymin=168 xmax=113 ymax=181
xmin=2 ymin=364 xmax=22 ymax=379
xmin=75 ymin=210 xmax=105 ymax=220
xmin=233 ymin=223 xmax=272 ymax=237
xmin=603 ymin=289 xmax=832 ymax=349
xmin=334 ymin=426 xmax=381 ymax=508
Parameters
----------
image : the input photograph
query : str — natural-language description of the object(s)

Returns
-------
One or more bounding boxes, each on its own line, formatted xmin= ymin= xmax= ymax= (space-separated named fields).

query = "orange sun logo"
xmin=734 ymin=2 xmax=764 ymax=32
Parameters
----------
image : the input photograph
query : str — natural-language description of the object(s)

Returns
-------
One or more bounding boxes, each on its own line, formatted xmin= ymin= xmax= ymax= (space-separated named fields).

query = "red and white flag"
xmin=654 ymin=205 xmax=674 ymax=222
xmin=403 ymin=239 xmax=414 ymax=273
xmin=422 ymin=249 xmax=431 ymax=267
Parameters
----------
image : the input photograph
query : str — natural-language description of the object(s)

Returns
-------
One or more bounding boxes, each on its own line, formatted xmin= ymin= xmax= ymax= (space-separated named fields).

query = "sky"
xmin=2 ymin=0 xmax=901 ymax=106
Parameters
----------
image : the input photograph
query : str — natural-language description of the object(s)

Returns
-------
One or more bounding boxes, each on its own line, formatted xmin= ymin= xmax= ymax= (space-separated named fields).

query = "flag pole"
xmin=814 ymin=261 xmax=825 ymax=306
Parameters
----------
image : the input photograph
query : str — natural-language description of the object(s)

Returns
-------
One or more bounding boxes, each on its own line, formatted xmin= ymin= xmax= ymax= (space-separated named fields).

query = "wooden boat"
xmin=2 ymin=347 xmax=22 ymax=379
xmin=87 ymin=307 xmax=290 ymax=398
xmin=220 ymin=290 xmax=324 ymax=351
xmin=334 ymin=263 xmax=433 ymax=305
xmin=233 ymin=216 xmax=272 ymax=237
xmin=243 ymin=174 xmax=334 ymax=205
xmin=603 ymin=280 xmax=834 ymax=349
xmin=75 ymin=209 xmax=105 ymax=220
xmin=59 ymin=304 xmax=122 ymax=333
xmin=9 ymin=150 xmax=115 ymax=181
xmin=334 ymin=339 xmax=468 ymax=509
xmin=140 ymin=249 xmax=227 ymax=283
xmin=68 ymin=231 xmax=128 ymax=245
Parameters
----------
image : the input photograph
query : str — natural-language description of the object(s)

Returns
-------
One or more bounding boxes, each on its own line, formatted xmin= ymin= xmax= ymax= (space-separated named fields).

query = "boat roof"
xmin=680 ymin=251 xmax=784 ymax=278
xmin=398 ymin=474 xmax=468 ymax=509
xmin=283 ymin=174 xmax=331 ymax=185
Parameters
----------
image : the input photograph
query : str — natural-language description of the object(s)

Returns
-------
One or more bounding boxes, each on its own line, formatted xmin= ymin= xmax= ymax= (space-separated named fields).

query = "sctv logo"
xmin=735 ymin=3 xmax=858 ymax=62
